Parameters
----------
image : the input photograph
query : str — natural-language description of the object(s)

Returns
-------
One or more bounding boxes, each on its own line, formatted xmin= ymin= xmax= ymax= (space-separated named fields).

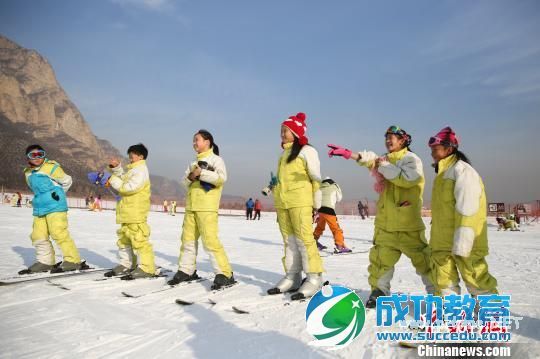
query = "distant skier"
xmin=357 ymin=200 xmax=366 ymax=219
xmin=92 ymin=195 xmax=102 ymax=212
xmin=163 ymin=199 xmax=168 ymax=213
xmin=253 ymin=199 xmax=262 ymax=220
xmin=245 ymin=198 xmax=254 ymax=220
xmin=168 ymin=130 xmax=235 ymax=290
xmin=267 ymin=112 xmax=324 ymax=301
xmin=328 ymin=125 xmax=433 ymax=308
xmin=170 ymin=200 xmax=177 ymax=216
xmin=313 ymin=177 xmax=352 ymax=253
xmin=428 ymin=127 xmax=498 ymax=296
xmin=18 ymin=145 xmax=83 ymax=274
xmin=104 ymin=143 xmax=156 ymax=279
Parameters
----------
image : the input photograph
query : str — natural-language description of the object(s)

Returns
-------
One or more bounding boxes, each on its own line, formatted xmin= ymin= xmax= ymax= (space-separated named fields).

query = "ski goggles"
xmin=385 ymin=125 xmax=407 ymax=137
xmin=386 ymin=125 xmax=412 ymax=146
xmin=428 ymin=136 xmax=458 ymax=148
xmin=26 ymin=150 xmax=46 ymax=159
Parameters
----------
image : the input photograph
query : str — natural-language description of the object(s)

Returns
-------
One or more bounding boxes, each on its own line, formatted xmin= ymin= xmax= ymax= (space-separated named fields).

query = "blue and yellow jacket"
xmin=24 ymin=159 xmax=72 ymax=217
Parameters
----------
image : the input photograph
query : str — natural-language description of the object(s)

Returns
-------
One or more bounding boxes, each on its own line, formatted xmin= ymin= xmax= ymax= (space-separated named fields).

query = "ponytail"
xmin=454 ymin=150 xmax=471 ymax=165
xmin=196 ymin=129 xmax=219 ymax=155
xmin=434 ymin=148 xmax=472 ymax=173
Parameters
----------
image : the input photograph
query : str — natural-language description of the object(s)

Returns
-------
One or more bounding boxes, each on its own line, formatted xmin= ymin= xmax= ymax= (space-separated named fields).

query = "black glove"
xmin=51 ymin=192 xmax=60 ymax=201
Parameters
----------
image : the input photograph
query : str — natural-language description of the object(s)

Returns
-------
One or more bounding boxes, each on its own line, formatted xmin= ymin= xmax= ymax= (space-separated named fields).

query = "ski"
xmin=175 ymin=281 xmax=240 ymax=306
xmin=398 ymin=341 xmax=420 ymax=349
xmin=318 ymin=247 xmax=369 ymax=257
xmin=121 ymin=277 xmax=208 ymax=298
xmin=230 ymin=296 xmax=307 ymax=315
xmin=0 ymin=267 xmax=110 ymax=286
xmin=49 ymin=272 xmax=171 ymax=291
xmin=231 ymin=306 xmax=250 ymax=314
xmin=331 ymin=249 xmax=369 ymax=256
xmin=43 ymin=267 xmax=173 ymax=291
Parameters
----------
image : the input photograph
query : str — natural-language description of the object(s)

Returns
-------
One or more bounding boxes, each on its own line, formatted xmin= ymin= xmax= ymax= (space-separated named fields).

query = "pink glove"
xmin=371 ymin=168 xmax=386 ymax=194
xmin=327 ymin=144 xmax=352 ymax=159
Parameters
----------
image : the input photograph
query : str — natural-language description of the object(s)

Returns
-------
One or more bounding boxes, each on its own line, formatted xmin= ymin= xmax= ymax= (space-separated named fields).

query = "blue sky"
xmin=1 ymin=0 xmax=539 ymax=203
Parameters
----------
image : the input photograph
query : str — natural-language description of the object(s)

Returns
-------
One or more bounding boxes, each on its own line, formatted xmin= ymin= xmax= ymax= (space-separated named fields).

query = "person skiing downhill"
xmin=328 ymin=125 xmax=433 ymax=308
xmin=267 ymin=112 xmax=324 ymax=301
xmin=168 ymin=130 xmax=235 ymax=290
xmin=19 ymin=145 xmax=83 ymax=274
xmin=313 ymin=177 xmax=352 ymax=253
xmin=428 ymin=127 xmax=498 ymax=296
xmin=104 ymin=143 xmax=157 ymax=279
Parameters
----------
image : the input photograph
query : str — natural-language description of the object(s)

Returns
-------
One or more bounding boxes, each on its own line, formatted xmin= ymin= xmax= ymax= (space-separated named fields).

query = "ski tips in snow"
xmin=46 ymin=279 xmax=70 ymax=290
xmin=175 ymin=298 xmax=195 ymax=306
xmin=232 ymin=306 xmax=250 ymax=314
xmin=398 ymin=341 xmax=420 ymax=349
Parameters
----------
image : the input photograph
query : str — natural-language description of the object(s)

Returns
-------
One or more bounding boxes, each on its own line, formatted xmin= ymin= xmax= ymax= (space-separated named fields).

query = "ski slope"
xmin=0 ymin=205 xmax=539 ymax=358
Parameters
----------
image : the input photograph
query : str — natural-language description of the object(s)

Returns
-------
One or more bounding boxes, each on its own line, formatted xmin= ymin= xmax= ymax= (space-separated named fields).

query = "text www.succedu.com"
xmin=376 ymin=331 xmax=511 ymax=342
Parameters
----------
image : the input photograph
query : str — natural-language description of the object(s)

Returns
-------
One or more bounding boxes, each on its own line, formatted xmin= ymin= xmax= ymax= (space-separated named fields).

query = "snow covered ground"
xmin=0 ymin=205 xmax=539 ymax=358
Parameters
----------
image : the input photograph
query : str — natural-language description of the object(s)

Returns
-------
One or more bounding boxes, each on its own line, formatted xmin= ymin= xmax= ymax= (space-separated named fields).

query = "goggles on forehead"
xmin=27 ymin=150 xmax=46 ymax=159
xmin=385 ymin=125 xmax=406 ymax=137
xmin=428 ymin=136 xmax=457 ymax=148
xmin=385 ymin=125 xmax=412 ymax=146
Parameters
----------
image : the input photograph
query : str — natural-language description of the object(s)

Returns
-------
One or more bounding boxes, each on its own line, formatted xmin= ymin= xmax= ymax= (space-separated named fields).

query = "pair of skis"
xmin=171 ymin=282 xmax=309 ymax=314
xmin=1 ymin=266 xmax=172 ymax=287
xmin=0 ymin=266 xmax=110 ymax=286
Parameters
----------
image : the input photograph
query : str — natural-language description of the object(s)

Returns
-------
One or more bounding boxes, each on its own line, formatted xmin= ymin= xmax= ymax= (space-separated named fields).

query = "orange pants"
xmin=313 ymin=213 xmax=345 ymax=247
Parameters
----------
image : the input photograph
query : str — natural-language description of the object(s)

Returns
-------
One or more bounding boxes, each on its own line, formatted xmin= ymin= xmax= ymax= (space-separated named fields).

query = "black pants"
xmin=253 ymin=210 xmax=261 ymax=220
xmin=246 ymin=208 xmax=253 ymax=219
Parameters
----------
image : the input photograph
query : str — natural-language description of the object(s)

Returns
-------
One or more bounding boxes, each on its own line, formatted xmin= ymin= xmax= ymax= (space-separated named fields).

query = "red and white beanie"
xmin=282 ymin=112 xmax=308 ymax=145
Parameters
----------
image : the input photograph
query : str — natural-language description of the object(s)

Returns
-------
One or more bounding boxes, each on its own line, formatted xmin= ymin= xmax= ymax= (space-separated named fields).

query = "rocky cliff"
xmin=0 ymin=35 xmax=183 ymax=201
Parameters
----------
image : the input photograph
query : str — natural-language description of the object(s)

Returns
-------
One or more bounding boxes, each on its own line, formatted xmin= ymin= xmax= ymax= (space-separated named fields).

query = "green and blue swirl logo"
xmin=305 ymin=285 xmax=366 ymax=347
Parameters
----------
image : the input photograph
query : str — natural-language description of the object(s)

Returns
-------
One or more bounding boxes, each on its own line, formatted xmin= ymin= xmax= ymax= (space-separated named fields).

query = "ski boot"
xmin=267 ymin=272 xmax=302 ymax=295
xmin=50 ymin=261 xmax=89 ymax=274
xmin=211 ymin=273 xmax=236 ymax=290
xmin=365 ymin=288 xmax=386 ymax=309
xmin=334 ymin=245 xmax=352 ymax=254
xmin=316 ymin=240 xmax=327 ymax=251
xmin=121 ymin=267 xmax=155 ymax=280
xmin=291 ymin=273 xmax=323 ymax=301
xmin=104 ymin=263 xmax=136 ymax=278
xmin=17 ymin=262 xmax=54 ymax=275
xmin=167 ymin=270 xmax=200 ymax=286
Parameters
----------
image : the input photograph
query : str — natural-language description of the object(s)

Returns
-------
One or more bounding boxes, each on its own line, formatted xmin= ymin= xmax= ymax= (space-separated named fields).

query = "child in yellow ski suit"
xmin=328 ymin=126 xmax=433 ymax=308
xmin=428 ymin=127 xmax=498 ymax=296
xmin=267 ymin=112 xmax=324 ymax=301
xmin=105 ymin=143 xmax=156 ymax=279
xmin=20 ymin=144 xmax=82 ymax=274
xmin=168 ymin=130 xmax=235 ymax=290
